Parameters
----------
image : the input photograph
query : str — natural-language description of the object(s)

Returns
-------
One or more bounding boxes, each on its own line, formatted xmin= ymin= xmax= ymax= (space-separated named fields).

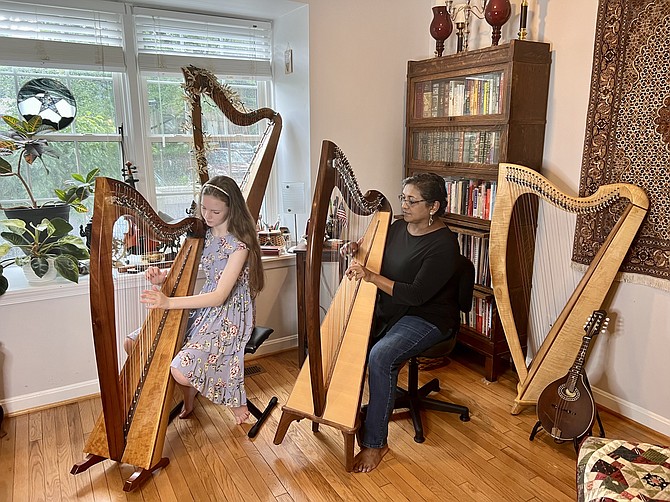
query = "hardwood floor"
xmin=1 ymin=349 xmax=668 ymax=501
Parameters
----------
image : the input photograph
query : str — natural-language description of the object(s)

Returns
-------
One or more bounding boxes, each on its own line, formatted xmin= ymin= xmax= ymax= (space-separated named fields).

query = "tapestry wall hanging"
xmin=573 ymin=0 xmax=670 ymax=291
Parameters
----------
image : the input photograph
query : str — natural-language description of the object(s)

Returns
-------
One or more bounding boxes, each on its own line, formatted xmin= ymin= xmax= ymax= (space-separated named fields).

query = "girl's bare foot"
xmin=352 ymin=445 xmax=389 ymax=473
xmin=179 ymin=403 xmax=194 ymax=419
xmin=232 ymin=405 xmax=250 ymax=425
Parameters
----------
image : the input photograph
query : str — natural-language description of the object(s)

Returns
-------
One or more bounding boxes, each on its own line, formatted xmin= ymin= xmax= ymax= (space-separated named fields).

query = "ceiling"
xmin=124 ymin=0 xmax=306 ymax=20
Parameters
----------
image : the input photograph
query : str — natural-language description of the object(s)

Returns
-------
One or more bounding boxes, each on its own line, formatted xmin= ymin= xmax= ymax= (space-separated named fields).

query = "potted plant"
xmin=0 ymin=115 xmax=59 ymax=208
xmin=54 ymin=167 xmax=100 ymax=214
xmin=0 ymin=217 xmax=90 ymax=295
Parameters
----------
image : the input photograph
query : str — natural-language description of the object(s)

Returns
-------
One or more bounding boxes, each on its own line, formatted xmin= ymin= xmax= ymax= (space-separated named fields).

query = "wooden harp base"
xmin=124 ymin=457 xmax=170 ymax=492
xmin=71 ymin=453 xmax=170 ymax=492
xmin=273 ymin=409 xmax=357 ymax=472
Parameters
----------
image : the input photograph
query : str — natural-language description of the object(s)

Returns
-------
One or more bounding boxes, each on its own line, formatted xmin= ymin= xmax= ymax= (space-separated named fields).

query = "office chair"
xmin=169 ymin=326 xmax=278 ymax=439
xmin=393 ymin=254 xmax=474 ymax=443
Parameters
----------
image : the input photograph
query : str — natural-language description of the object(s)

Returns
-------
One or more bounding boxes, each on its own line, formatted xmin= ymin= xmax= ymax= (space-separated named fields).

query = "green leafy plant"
xmin=0 ymin=115 xmax=59 ymax=210
xmin=0 ymin=217 xmax=90 ymax=295
xmin=54 ymin=168 xmax=100 ymax=213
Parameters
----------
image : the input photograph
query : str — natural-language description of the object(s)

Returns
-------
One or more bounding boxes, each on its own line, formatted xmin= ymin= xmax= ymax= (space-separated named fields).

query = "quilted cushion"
xmin=578 ymin=436 xmax=670 ymax=501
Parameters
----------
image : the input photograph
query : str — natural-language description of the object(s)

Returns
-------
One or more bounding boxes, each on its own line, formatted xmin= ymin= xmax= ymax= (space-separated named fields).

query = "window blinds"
xmin=134 ymin=8 xmax=273 ymax=78
xmin=0 ymin=0 xmax=125 ymax=70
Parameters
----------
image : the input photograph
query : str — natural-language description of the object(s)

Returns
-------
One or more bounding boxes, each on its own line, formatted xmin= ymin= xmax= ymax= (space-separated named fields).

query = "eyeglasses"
xmin=397 ymin=194 xmax=427 ymax=206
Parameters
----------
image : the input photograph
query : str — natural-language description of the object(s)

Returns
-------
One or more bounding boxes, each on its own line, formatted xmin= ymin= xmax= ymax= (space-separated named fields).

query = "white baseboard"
xmin=246 ymin=333 xmax=298 ymax=358
xmin=1 ymin=379 xmax=101 ymax=415
xmin=1 ymin=334 xmax=299 ymax=415
xmin=593 ymin=387 xmax=670 ymax=438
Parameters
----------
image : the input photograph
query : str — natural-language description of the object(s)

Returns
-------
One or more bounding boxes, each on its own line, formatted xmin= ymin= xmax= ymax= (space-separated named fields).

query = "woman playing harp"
xmin=345 ymin=172 xmax=463 ymax=473
xmin=273 ymin=140 xmax=392 ymax=471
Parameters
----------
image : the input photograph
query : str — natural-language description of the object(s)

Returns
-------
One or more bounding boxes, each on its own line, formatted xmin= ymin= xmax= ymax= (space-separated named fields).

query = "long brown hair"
xmin=200 ymin=175 xmax=264 ymax=296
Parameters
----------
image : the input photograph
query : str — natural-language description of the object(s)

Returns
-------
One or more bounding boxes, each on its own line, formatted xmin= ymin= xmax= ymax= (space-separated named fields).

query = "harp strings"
xmin=508 ymin=182 xmax=581 ymax=364
xmin=109 ymin=181 xmax=173 ymax=435
xmin=318 ymin=175 xmax=374 ymax=388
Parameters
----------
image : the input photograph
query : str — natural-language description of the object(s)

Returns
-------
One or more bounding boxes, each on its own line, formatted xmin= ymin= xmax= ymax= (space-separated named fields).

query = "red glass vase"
xmin=484 ymin=0 xmax=512 ymax=46
xmin=430 ymin=6 xmax=453 ymax=57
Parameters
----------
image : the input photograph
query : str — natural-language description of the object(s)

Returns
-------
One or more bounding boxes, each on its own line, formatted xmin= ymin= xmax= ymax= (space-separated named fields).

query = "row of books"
xmin=456 ymin=232 xmax=491 ymax=288
xmin=413 ymin=130 xmax=500 ymax=164
xmin=444 ymin=178 xmax=497 ymax=220
xmin=413 ymin=130 xmax=500 ymax=165
xmin=461 ymin=297 xmax=495 ymax=338
xmin=415 ymin=72 xmax=504 ymax=119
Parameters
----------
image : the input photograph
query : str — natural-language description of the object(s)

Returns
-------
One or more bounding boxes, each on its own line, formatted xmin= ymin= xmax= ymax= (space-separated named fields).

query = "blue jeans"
xmin=360 ymin=315 xmax=449 ymax=449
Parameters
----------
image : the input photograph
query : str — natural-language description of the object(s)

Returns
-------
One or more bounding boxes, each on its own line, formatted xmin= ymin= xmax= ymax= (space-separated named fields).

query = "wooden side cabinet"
xmin=404 ymin=40 xmax=551 ymax=381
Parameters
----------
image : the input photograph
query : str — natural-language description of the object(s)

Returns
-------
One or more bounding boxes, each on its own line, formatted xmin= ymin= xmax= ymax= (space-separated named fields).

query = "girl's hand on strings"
xmin=145 ymin=266 xmax=167 ymax=286
xmin=346 ymin=260 xmax=370 ymax=282
xmin=141 ymin=286 xmax=170 ymax=309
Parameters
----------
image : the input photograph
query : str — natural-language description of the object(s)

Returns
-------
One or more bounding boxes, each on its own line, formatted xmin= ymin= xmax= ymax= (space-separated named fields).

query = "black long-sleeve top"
xmin=375 ymin=219 xmax=461 ymax=336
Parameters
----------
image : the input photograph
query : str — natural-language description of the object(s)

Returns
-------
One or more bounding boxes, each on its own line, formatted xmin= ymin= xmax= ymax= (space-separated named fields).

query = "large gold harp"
xmin=273 ymin=140 xmax=392 ymax=471
xmin=72 ymin=68 xmax=282 ymax=490
xmin=489 ymin=163 xmax=649 ymax=414
xmin=181 ymin=65 xmax=282 ymax=220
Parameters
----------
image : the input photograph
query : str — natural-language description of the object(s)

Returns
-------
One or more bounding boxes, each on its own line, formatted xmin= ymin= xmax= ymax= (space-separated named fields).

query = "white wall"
xmin=304 ymin=0 xmax=433 ymax=203
xmin=273 ymin=5 xmax=311 ymax=241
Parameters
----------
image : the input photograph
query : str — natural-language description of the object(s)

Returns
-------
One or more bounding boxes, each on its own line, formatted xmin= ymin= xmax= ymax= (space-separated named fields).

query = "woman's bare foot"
xmin=352 ymin=445 xmax=389 ymax=473
xmin=232 ymin=405 xmax=250 ymax=425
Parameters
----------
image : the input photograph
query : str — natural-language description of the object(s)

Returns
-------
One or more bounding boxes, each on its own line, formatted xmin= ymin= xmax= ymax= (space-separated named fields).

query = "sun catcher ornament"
xmin=17 ymin=78 xmax=77 ymax=130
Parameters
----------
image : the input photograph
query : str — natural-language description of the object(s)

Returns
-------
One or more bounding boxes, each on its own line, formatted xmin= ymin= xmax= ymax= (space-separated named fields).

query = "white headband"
xmin=202 ymin=182 xmax=230 ymax=198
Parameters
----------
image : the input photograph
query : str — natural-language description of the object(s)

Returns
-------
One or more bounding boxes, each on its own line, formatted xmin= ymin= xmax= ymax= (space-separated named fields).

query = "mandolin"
xmin=536 ymin=310 xmax=609 ymax=441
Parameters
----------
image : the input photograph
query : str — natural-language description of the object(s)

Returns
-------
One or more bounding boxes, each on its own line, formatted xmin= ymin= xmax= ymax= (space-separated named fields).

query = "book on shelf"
xmin=444 ymin=177 xmax=497 ymax=220
xmin=261 ymin=245 xmax=283 ymax=256
xmin=461 ymin=296 xmax=494 ymax=338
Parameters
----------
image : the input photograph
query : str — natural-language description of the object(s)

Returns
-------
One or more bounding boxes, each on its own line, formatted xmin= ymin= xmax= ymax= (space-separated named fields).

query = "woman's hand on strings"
xmin=145 ymin=266 xmax=167 ymax=286
xmin=140 ymin=286 xmax=170 ymax=310
xmin=340 ymin=240 xmax=360 ymax=258
xmin=346 ymin=260 xmax=371 ymax=282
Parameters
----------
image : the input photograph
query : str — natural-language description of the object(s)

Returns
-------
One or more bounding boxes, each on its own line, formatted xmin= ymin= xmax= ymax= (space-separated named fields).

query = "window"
xmin=0 ymin=1 xmax=276 ymax=230
xmin=134 ymin=8 xmax=274 ymax=221
xmin=144 ymin=73 xmax=273 ymax=220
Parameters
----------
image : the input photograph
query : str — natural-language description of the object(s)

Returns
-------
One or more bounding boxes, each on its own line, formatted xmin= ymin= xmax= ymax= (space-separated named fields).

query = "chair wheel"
xmin=460 ymin=413 xmax=470 ymax=422
xmin=414 ymin=435 xmax=425 ymax=443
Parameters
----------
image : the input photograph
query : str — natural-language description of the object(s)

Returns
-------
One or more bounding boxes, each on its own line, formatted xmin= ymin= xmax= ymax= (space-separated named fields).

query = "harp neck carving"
xmin=503 ymin=164 xmax=648 ymax=212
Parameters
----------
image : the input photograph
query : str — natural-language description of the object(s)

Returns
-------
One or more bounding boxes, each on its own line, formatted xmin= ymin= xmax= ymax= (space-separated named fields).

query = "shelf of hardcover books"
xmin=412 ymin=70 xmax=506 ymax=121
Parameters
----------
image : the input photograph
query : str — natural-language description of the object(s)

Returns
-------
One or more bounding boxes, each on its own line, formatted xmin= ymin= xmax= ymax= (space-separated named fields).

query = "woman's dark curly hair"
xmin=402 ymin=172 xmax=448 ymax=217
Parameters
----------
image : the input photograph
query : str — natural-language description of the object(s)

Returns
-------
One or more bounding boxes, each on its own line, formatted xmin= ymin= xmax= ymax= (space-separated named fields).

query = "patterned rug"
xmin=573 ymin=0 xmax=670 ymax=291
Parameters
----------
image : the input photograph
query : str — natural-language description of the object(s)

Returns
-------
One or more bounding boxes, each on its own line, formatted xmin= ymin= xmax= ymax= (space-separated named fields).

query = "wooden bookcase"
xmin=404 ymin=40 xmax=551 ymax=381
